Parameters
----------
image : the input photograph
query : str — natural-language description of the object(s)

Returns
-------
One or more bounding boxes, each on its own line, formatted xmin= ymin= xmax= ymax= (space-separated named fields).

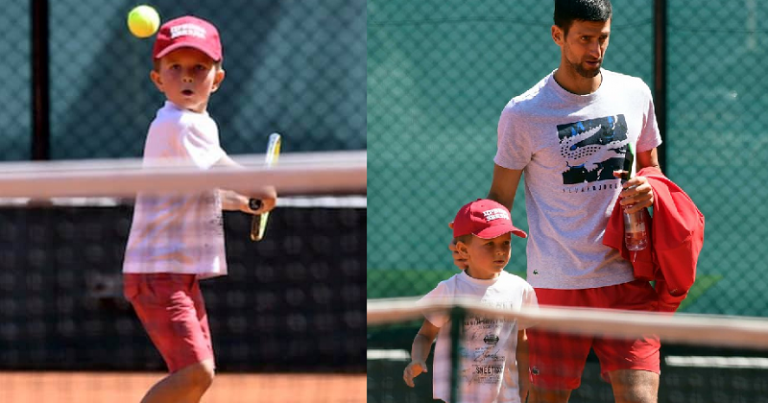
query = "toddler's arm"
xmin=403 ymin=319 xmax=439 ymax=387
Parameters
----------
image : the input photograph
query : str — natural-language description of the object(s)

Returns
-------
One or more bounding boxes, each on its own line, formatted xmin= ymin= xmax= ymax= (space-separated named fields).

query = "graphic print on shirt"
xmin=458 ymin=301 xmax=516 ymax=387
xmin=460 ymin=315 xmax=506 ymax=385
xmin=557 ymin=115 xmax=628 ymax=186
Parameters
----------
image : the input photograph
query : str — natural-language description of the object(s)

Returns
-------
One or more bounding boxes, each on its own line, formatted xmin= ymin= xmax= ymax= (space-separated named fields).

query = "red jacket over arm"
xmin=604 ymin=167 xmax=705 ymax=312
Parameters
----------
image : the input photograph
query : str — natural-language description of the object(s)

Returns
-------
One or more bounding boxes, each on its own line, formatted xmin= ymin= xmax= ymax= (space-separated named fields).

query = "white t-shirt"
xmin=421 ymin=271 xmax=538 ymax=403
xmin=123 ymin=101 xmax=227 ymax=279
xmin=494 ymin=69 xmax=663 ymax=289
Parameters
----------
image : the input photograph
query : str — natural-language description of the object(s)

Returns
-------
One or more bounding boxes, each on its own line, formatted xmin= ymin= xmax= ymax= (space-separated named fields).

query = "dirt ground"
xmin=0 ymin=371 xmax=366 ymax=403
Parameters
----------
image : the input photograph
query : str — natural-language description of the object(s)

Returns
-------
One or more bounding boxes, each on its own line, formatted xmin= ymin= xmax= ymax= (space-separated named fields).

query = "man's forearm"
xmin=637 ymin=148 xmax=661 ymax=171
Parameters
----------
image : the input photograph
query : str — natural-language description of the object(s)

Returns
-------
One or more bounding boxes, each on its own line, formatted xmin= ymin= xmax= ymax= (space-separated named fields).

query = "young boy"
xmin=403 ymin=199 xmax=538 ymax=403
xmin=122 ymin=16 xmax=276 ymax=403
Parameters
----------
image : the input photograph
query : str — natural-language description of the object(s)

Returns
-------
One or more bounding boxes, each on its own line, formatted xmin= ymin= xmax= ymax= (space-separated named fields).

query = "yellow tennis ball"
xmin=127 ymin=5 xmax=160 ymax=38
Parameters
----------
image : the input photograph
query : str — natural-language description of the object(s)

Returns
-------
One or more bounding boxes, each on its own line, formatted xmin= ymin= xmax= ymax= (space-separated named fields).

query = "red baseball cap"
xmin=153 ymin=16 xmax=222 ymax=61
xmin=452 ymin=199 xmax=527 ymax=239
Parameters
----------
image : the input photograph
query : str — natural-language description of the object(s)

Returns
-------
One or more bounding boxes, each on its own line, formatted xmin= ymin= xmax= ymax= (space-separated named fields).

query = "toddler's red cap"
xmin=153 ymin=16 xmax=222 ymax=62
xmin=452 ymin=199 xmax=527 ymax=239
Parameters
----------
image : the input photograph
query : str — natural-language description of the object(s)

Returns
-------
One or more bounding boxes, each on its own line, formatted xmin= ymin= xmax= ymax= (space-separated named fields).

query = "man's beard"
xmin=570 ymin=59 xmax=601 ymax=78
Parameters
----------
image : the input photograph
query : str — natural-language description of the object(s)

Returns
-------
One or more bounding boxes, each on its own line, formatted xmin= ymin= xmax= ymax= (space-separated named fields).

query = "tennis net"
xmin=368 ymin=296 xmax=768 ymax=403
xmin=0 ymin=152 xmax=366 ymax=403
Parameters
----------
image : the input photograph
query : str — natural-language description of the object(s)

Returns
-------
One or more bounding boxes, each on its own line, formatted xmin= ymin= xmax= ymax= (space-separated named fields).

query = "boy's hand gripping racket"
xmin=249 ymin=133 xmax=281 ymax=241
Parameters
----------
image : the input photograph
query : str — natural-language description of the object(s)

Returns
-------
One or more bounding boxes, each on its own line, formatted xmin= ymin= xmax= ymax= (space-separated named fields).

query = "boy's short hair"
xmin=454 ymin=234 xmax=473 ymax=245
xmin=452 ymin=199 xmax=527 ymax=240
xmin=554 ymin=0 xmax=612 ymax=36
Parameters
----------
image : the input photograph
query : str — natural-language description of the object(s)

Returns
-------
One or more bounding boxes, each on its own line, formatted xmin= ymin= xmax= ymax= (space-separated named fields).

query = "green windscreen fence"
xmin=49 ymin=0 xmax=365 ymax=159
xmin=0 ymin=0 xmax=31 ymax=160
xmin=4 ymin=0 xmax=365 ymax=161
xmin=666 ymin=0 xmax=768 ymax=317
xmin=368 ymin=0 xmax=765 ymax=315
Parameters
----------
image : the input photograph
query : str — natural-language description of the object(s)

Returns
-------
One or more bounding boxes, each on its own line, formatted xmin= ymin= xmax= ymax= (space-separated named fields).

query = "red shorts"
xmin=528 ymin=280 xmax=660 ymax=390
xmin=124 ymin=273 xmax=214 ymax=373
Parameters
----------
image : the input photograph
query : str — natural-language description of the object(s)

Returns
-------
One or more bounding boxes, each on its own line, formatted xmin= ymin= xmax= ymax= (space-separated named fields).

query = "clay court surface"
xmin=0 ymin=371 xmax=366 ymax=403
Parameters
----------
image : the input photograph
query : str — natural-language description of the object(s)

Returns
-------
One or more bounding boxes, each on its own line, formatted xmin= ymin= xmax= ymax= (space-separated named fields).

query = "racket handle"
xmin=249 ymin=198 xmax=266 ymax=241
xmin=250 ymin=215 xmax=264 ymax=241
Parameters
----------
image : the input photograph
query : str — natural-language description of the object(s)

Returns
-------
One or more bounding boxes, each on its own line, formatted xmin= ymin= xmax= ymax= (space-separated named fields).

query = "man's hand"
xmin=403 ymin=360 xmax=428 ymax=387
xmin=448 ymin=222 xmax=468 ymax=270
xmin=613 ymin=171 xmax=654 ymax=213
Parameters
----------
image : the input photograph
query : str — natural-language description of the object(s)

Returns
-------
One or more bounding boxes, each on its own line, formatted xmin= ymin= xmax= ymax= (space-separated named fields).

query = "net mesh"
xmin=0 ymin=154 xmax=366 ymax=402
xmin=367 ymin=298 xmax=768 ymax=403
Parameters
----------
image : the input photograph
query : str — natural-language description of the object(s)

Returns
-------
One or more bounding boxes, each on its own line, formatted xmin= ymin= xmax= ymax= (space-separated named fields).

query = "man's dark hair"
xmin=554 ymin=0 xmax=612 ymax=35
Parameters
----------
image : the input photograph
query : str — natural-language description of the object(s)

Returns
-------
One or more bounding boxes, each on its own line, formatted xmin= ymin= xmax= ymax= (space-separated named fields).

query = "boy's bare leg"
xmin=141 ymin=359 xmax=216 ymax=403
xmin=528 ymin=386 xmax=571 ymax=403
xmin=608 ymin=369 xmax=659 ymax=403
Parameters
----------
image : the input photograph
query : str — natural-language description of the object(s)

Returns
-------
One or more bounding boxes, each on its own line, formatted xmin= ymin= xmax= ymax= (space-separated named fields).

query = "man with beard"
xmin=452 ymin=1 xmax=663 ymax=402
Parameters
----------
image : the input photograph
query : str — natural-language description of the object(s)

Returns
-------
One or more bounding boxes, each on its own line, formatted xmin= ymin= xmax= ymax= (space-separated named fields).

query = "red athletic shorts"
xmin=528 ymin=280 xmax=660 ymax=390
xmin=123 ymin=273 xmax=214 ymax=373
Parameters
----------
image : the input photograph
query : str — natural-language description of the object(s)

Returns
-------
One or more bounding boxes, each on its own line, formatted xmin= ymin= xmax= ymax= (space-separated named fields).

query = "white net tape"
xmin=0 ymin=151 xmax=366 ymax=199
xmin=368 ymin=297 xmax=768 ymax=350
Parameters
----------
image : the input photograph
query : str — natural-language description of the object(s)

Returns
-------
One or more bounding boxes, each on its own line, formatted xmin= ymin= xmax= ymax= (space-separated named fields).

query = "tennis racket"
xmin=250 ymin=133 xmax=281 ymax=241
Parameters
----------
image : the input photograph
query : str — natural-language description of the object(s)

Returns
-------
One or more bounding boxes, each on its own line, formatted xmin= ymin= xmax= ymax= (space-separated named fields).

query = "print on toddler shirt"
xmin=460 ymin=314 xmax=510 ymax=386
xmin=558 ymin=115 xmax=629 ymax=185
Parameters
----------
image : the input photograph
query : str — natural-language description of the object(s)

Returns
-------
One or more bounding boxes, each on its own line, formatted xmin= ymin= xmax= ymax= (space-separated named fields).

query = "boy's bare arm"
xmin=403 ymin=319 xmax=440 ymax=387
xmin=215 ymin=154 xmax=277 ymax=213
xmin=516 ymin=329 xmax=530 ymax=402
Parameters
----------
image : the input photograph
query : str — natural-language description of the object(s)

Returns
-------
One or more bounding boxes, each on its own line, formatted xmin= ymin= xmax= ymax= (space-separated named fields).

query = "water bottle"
xmin=620 ymin=143 xmax=647 ymax=251
xmin=623 ymin=206 xmax=648 ymax=251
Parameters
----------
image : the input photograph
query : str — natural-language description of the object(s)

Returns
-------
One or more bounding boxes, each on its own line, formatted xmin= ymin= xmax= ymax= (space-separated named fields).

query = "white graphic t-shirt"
xmin=123 ymin=101 xmax=227 ymax=278
xmin=494 ymin=69 xmax=663 ymax=289
xmin=421 ymin=271 xmax=538 ymax=403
